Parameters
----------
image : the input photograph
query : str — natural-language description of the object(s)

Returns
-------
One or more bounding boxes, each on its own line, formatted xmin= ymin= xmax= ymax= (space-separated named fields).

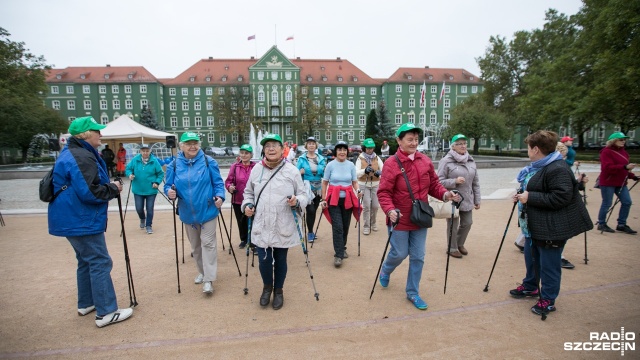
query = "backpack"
xmin=39 ymin=166 xmax=67 ymax=202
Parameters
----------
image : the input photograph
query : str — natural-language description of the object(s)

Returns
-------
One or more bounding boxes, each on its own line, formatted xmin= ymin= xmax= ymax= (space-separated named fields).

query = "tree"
xmin=375 ymin=100 xmax=394 ymax=140
xmin=0 ymin=28 xmax=67 ymax=161
xmin=139 ymin=105 xmax=162 ymax=130
xmin=364 ymin=109 xmax=378 ymax=139
xmin=290 ymin=88 xmax=332 ymax=144
xmin=448 ymin=95 xmax=509 ymax=155
xmin=211 ymin=86 xmax=261 ymax=146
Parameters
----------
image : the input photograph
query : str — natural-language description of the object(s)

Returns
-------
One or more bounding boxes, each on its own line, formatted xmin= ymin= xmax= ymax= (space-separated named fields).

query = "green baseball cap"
xmin=260 ymin=133 xmax=283 ymax=146
xmin=68 ymin=116 xmax=106 ymax=136
xmin=395 ymin=123 xmax=423 ymax=138
xmin=363 ymin=138 xmax=375 ymax=148
xmin=240 ymin=144 xmax=253 ymax=152
xmin=451 ymin=134 xmax=467 ymax=143
xmin=180 ymin=132 xmax=200 ymax=142
xmin=608 ymin=132 xmax=630 ymax=141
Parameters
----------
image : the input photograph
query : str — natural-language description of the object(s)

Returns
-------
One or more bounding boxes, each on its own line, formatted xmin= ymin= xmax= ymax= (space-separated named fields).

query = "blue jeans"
xmin=597 ymin=185 xmax=632 ymax=226
xmin=134 ymin=193 xmax=157 ymax=227
xmin=522 ymin=236 xmax=563 ymax=302
xmin=67 ymin=233 xmax=118 ymax=316
xmin=256 ymin=247 xmax=289 ymax=289
xmin=381 ymin=227 xmax=428 ymax=297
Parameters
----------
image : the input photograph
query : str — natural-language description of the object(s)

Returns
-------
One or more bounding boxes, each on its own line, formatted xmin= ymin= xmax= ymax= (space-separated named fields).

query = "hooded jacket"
xmin=599 ymin=145 xmax=637 ymax=187
xmin=125 ymin=153 xmax=164 ymax=196
xmin=225 ymin=160 xmax=256 ymax=205
xmin=437 ymin=151 xmax=480 ymax=211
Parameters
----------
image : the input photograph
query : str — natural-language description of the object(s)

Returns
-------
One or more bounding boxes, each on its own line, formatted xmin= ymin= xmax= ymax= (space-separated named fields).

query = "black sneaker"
xmin=561 ymin=258 xmax=575 ymax=269
xmin=238 ymin=241 xmax=247 ymax=249
xmin=514 ymin=242 xmax=524 ymax=253
xmin=597 ymin=223 xmax=615 ymax=233
xmin=509 ymin=285 xmax=539 ymax=298
xmin=616 ymin=224 xmax=638 ymax=234
xmin=531 ymin=299 xmax=556 ymax=316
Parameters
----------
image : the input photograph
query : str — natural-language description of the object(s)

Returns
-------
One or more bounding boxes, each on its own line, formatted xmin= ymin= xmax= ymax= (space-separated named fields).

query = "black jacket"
xmin=525 ymin=160 xmax=593 ymax=241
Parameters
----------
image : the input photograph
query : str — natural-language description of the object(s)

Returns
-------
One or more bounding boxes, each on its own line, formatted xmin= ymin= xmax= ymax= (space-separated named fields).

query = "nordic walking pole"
xmin=370 ymin=210 xmax=399 ymax=300
xmin=289 ymin=196 xmax=320 ymax=301
xmin=119 ymin=178 xmax=132 ymax=237
xmin=229 ymin=192 xmax=234 ymax=254
xmin=243 ymin=205 xmax=254 ymax=295
xmin=444 ymin=190 xmax=462 ymax=295
xmin=115 ymin=177 xmax=138 ymax=306
xmin=483 ymin=189 xmax=521 ymax=292
xmin=219 ymin=208 xmax=233 ymax=253
xmin=170 ymin=185 xmax=181 ymax=294
xmin=356 ymin=195 xmax=363 ymax=256
xmin=219 ymin=209 xmax=241 ymax=276
xmin=181 ymin=222 xmax=185 ymax=263
xmin=217 ymin=217 xmax=226 ymax=252
xmin=311 ymin=212 xmax=322 ymax=249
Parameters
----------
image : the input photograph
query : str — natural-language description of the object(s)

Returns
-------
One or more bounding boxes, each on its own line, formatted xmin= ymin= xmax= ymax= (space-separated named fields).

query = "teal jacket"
xmin=125 ymin=154 xmax=164 ymax=195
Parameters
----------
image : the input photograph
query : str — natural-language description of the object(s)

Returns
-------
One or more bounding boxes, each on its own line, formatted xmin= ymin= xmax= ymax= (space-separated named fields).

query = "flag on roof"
xmin=420 ymin=81 xmax=426 ymax=109
xmin=286 ymin=36 xmax=294 ymax=41
xmin=247 ymin=35 xmax=256 ymax=41
xmin=439 ymin=81 xmax=446 ymax=101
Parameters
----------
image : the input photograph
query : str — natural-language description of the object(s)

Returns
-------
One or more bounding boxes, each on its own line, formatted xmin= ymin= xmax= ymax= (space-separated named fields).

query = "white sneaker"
xmin=194 ymin=273 xmax=204 ymax=284
xmin=372 ymin=224 xmax=379 ymax=232
xmin=203 ymin=281 xmax=213 ymax=294
xmin=95 ymin=308 xmax=133 ymax=328
xmin=363 ymin=228 xmax=371 ymax=235
xmin=78 ymin=305 xmax=95 ymax=316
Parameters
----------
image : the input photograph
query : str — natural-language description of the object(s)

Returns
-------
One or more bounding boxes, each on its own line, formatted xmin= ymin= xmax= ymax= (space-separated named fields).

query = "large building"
xmin=45 ymin=46 xmax=484 ymax=148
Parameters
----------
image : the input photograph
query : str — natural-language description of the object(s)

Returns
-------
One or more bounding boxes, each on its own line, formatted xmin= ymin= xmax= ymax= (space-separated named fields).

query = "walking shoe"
xmin=616 ymin=224 xmax=638 ymax=234
xmin=561 ymin=258 xmax=575 ymax=269
xmin=272 ymin=288 xmax=284 ymax=310
xmin=308 ymin=233 xmax=315 ymax=243
xmin=139 ymin=219 xmax=145 ymax=229
xmin=238 ymin=241 xmax=247 ymax=249
xmin=407 ymin=295 xmax=428 ymax=310
xmin=379 ymin=272 xmax=390 ymax=288
xmin=334 ymin=257 xmax=342 ymax=267
xmin=514 ymin=242 xmax=524 ymax=253
xmin=509 ymin=285 xmax=539 ymax=298
xmin=343 ymin=251 xmax=349 ymax=259
xmin=260 ymin=286 xmax=272 ymax=307
xmin=458 ymin=246 xmax=468 ymax=255
xmin=78 ymin=305 xmax=95 ymax=316
xmin=372 ymin=224 xmax=379 ymax=232
xmin=194 ymin=273 xmax=204 ymax=284
xmin=95 ymin=308 xmax=133 ymax=328
xmin=447 ymin=250 xmax=463 ymax=258
xmin=202 ymin=281 xmax=213 ymax=294
xmin=146 ymin=226 xmax=153 ymax=234
xmin=531 ymin=299 xmax=556 ymax=316
xmin=363 ymin=227 xmax=370 ymax=235
xmin=597 ymin=223 xmax=615 ymax=233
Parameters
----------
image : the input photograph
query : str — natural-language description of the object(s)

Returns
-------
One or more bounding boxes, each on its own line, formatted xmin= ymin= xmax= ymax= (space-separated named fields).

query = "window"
xmin=84 ymin=100 xmax=92 ymax=110
xmin=430 ymin=98 xmax=437 ymax=108
xmin=325 ymin=100 xmax=332 ymax=109
xmin=359 ymin=100 xmax=366 ymax=109
xmin=348 ymin=87 xmax=354 ymax=95
xmin=99 ymin=85 xmax=106 ymax=94
xmin=112 ymin=99 xmax=120 ymax=110
xmin=182 ymin=101 xmax=189 ymax=111
xmin=243 ymin=87 xmax=249 ymax=95
xmin=51 ymin=86 xmax=59 ymax=94
xmin=325 ymin=132 xmax=332 ymax=141
xmin=431 ymin=85 xmax=437 ymax=93
xmin=408 ymin=113 xmax=415 ymax=123
xmin=83 ymin=85 xmax=90 ymax=94
xmin=258 ymin=90 xmax=265 ymax=102
xmin=67 ymin=100 xmax=75 ymax=110
xmin=444 ymin=99 xmax=450 ymax=108
xmin=409 ymin=85 xmax=415 ymax=93
xmin=461 ymin=86 xmax=467 ymax=94
xmin=52 ymin=100 xmax=60 ymax=110
xmin=285 ymin=71 xmax=292 ymax=80
xmin=301 ymin=87 xmax=307 ymax=95
xmin=360 ymin=131 xmax=365 ymax=141
xmin=443 ymin=114 xmax=450 ymax=124
xmin=182 ymin=117 xmax=190 ymax=127
xmin=314 ymin=131 xmax=320 ymax=138
xmin=359 ymin=87 xmax=365 ymax=95
xmin=325 ymin=87 xmax=331 ymax=95
xmin=445 ymin=85 xmax=450 ymax=94
xmin=313 ymin=100 xmax=320 ymax=107
xmin=231 ymin=101 xmax=237 ymax=110
xmin=258 ymin=107 xmax=266 ymax=117
xmin=472 ymin=86 xmax=478 ymax=93
xmin=111 ymin=85 xmax=118 ymax=94
xmin=371 ymin=88 xmax=377 ymax=95
xmin=194 ymin=101 xmax=201 ymax=111
xmin=311 ymin=87 xmax=319 ymax=95
xmin=430 ymin=114 xmax=437 ymax=124
xmin=348 ymin=131 xmax=354 ymax=141
xmin=124 ymin=85 xmax=132 ymax=93
xmin=337 ymin=132 xmax=344 ymax=141
xmin=195 ymin=116 xmax=202 ymax=127
xmin=285 ymin=107 xmax=293 ymax=116
xmin=220 ymin=134 xmax=227 ymax=143
xmin=395 ymin=114 xmax=402 ymax=124
xmin=66 ymin=86 xmax=74 ymax=94
xmin=396 ymin=85 xmax=402 ymax=93
xmin=348 ymin=115 xmax=354 ymax=125
xmin=395 ymin=98 xmax=402 ymax=107
xmin=100 ymin=100 xmax=108 ymax=110
xmin=348 ymin=100 xmax=354 ymax=109
xmin=325 ymin=115 xmax=332 ymax=124
xmin=285 ymin=90 xmax=292 ymax=101
xmin=258 ymin=72 xmax=264 ymax=80
xmin=286 ymin=124 xmax=293 ymax=136
xmin=140 ymin=99 xmax=148 ymax=108
xmin=419 ymin=113 xmax=425 ymax=124
xmin=271 ymin=90 xmax=278 ymax=103
xmin=98 ymin=114 xmax=108 ymax=124
xmin=409 ymin=98 xmax=415 ymax=108
xmin=370 ymin=100 xmax=377 ymax=109
xmin=182 ymin=88 xmax=188 ymax=96
xmin=359 ymin=115 xmax=366 ymax=125
xmin=337 ymin=115 xmax=343 ymax=125
xmin=336 ymin=87 xmax=343 ymax=95
xmin=194 ymin=88 xmax=200 ymax=96
xmin=206 ymin=87 xmax=213 ymax=96
xmin=170 ymin=102 xmax=177 ymax=111
xmin=208 ymin=133 xmax=215 ymax=143
xmin=206 ymin=101 xmax=213 ymax=110
xmin=170 ymin=117 xmax=178 ymax=127
xmin=232 ymin=132 xmax=239 ymax=143
xmin=337 ymin=100 xmax=343 ymax=109
xmin=170 ymin=88 xmax=176 ymax=96
xmin=125 ymin=99 xmax=133 ymax=109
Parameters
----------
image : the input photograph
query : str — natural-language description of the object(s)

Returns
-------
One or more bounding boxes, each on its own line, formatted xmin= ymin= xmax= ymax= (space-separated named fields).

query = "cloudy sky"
xmin=2 ymin=0 xmax=583 ymax=80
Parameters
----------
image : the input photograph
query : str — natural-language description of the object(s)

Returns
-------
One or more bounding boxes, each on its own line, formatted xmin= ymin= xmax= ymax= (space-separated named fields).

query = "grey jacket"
xmin=437 ymin=151 xmax=480 ymax=212
xmin=242 ymin=161 xmax=309 ymax=249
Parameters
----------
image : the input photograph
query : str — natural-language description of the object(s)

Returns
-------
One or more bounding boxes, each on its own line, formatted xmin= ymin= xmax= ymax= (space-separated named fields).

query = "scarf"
xmin=262 ymin=156 xmax=283 ymax=170
xmin=516 ymin=151 xmax=563 ymax=184
xmin=362 ymin=151 xmax=377 ymax=164
xmin=449 ymin=150 xmax=469 ymax=163
xmin=397 ymin=148 xmax=416 ymax=161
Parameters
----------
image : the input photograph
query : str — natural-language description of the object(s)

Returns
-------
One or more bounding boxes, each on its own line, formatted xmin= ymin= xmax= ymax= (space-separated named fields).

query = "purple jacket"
xmin=225 ymin=161 xmax=256 ymax=204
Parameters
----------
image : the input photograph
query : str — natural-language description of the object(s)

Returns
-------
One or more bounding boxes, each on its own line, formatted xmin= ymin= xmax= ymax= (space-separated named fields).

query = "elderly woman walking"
xmin=48 ymin=116 xmax=133 ymax=328
xmin=437 ymin=134 xmax=480 ymax=258
xmin=226 ymin=144 xmax=256 ymax=249
xmin=125 ymin=143 xmax=164 ymax=234
xmin=297 ymin=136 xmax=326 ymax=242
xmin=355 ymin=138 xmax=384 ymax=235
xmin=243 ymin=134 xmax=308 ymax=310
xmin=165 ymin=132 xmax=226 ymax=295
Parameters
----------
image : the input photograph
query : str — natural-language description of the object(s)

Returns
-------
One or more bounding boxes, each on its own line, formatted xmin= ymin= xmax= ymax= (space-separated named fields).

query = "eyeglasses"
xmin=264 ymin=144 xmax=281 ymax=149
xmin=454 ymin=143 xmax=467 ymax=147
xmin=183 ymin=143 xmax=199 ymax=148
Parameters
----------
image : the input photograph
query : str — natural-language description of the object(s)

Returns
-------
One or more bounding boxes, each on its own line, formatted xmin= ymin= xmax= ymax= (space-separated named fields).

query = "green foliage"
xmin=211 ymin=86 xmax=261 ymax=146
xmin=139 ymin=105 xmax=162 ymax=130
xmin=290 ymin=87 xmax=332 ymax=143
xmin=364 ymin=109 xmax=378 ymax=139
xmin=448 ymin=95 xmax=510 ymax=154
xmin=374 ymin=100 xmax=394 ymax=140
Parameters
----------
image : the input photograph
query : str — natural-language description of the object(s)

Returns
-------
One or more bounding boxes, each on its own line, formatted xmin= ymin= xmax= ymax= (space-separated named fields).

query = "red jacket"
xmin=322 ymin=185 xmax=361 ymax=223
xmin=378 ymin=150 xmax=448 ymax=231
xmin=225 ymin=161 xmax=256 ymax=204
xmin=599 ymin=146 xmax=637 ymax=187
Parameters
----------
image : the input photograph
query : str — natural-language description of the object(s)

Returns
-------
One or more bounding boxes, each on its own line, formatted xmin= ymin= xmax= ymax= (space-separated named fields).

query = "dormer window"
xmin=449 ymin=75 xmax=453 ymax=80
xmin=189 ymin=76 xmax=195 ymax=82
xmin=128 ymin=74 xmax=133 ymax=79
xmin=56 ymin=74 xmax=62 ymax=79
xmin=80 ymin=74 xmax=86 ymax=80
xmin=338 ymin=76 xmax=343 ymax=82
xmin=237 ymin=75 xmax=243 ymax=82
xmin=206 ymin=76 xmax=211 ymax=82
xmin=322 ymin=75 xmax=327 ymax=81
xmin=429 ymin=75 xmax=433 ymax=80
xmin=352 ymin=76 xmax=358 ymax=82
xmin=307 ymin=76 xmax=312 ymax=81
xmin=470 ymin=76 xmax=474 ymax=80
xmin=104 ymin=73 xmax=110 ymax=79
xmin=222 ymin=76 xmax=227 ymax=82
xmin=320 ymin=66 xmax=325 ymax=71
xmin=408 ymin=75 xmax=412 ymax=80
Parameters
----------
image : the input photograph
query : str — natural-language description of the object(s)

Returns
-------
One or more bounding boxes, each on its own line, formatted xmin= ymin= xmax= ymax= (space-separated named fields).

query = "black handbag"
xmin=395 ymin=156 xmax=434 ymax=228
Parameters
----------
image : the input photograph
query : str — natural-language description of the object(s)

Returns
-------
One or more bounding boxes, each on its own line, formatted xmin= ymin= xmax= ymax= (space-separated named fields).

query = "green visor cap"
xmin=260 ymin=133 xmax=283 ymax=146
xmin=395 ymin=123 xmax=423 ymax=138
xmin=450 ymin=134 xmax=467 ymax=143
xmin=240 ymin=144 xmax=253 ymax=152
xmin=363 ymin=138 xmax=375 ymax=148
xmin=180 ymin=132 xmax=200 ymax=142
xmin=608 ymin=132 xmax=630 ymax=141
xmin=68 ymin=116 xmax=106 ymax=135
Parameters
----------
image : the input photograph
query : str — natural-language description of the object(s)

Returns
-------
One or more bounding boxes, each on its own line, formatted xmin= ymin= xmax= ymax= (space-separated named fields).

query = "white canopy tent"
xmin=100 ymin=115 xmax=174 ymax=143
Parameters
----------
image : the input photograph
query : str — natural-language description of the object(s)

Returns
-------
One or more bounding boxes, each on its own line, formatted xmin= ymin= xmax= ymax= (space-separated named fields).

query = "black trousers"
xmin=328 ymin=198 xmax=352 ymax=259
xmin=232 ymin=203 xmax=249 ymax=244
xmin=306 ymin=195 xmax=321 ymax=233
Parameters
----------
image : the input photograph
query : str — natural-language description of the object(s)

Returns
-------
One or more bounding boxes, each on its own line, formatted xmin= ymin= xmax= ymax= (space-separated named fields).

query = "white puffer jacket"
xmin=242 ymin=161 xmax=309 ymax=248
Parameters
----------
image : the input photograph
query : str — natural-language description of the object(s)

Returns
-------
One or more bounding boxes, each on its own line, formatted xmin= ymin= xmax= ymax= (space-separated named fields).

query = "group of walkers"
xmin=48 ymin=116 xmax=637 ymax=328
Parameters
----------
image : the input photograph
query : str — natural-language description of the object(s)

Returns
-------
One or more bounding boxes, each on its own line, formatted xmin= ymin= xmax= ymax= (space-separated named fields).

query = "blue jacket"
xmin=48 ymin=137 xmax=120 ymax=237
xmin=125 ymin=154 xmax=164 ymax=196
xmin=296 ymin=152 xmax=326 ymax=192
xmin=164 ymin=150 xmax=226 ymax=225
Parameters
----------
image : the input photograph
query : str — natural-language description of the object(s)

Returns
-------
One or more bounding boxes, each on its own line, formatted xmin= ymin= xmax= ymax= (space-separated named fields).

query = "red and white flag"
xmin=439 ymin=81 xmax=446 ymax=101
xmin=419 ymin=81 xmax=426 ymax=109
xmin=286 ymin=35 xmax=294 ymax=41
xmin=247 ymin=35 xmax=256 ymax=41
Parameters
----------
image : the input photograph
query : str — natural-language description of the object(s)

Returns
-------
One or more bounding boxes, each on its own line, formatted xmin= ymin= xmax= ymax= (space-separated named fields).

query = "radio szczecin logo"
xmin=564 ymin=327 xmax=635 ymax=356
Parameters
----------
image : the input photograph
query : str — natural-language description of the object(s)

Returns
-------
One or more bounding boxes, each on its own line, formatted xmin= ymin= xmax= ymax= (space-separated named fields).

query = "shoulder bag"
xmin=394 ymin=156 xmax=434 ymax=228
xmin=429 ymin=196 xmax=459 ymax=219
